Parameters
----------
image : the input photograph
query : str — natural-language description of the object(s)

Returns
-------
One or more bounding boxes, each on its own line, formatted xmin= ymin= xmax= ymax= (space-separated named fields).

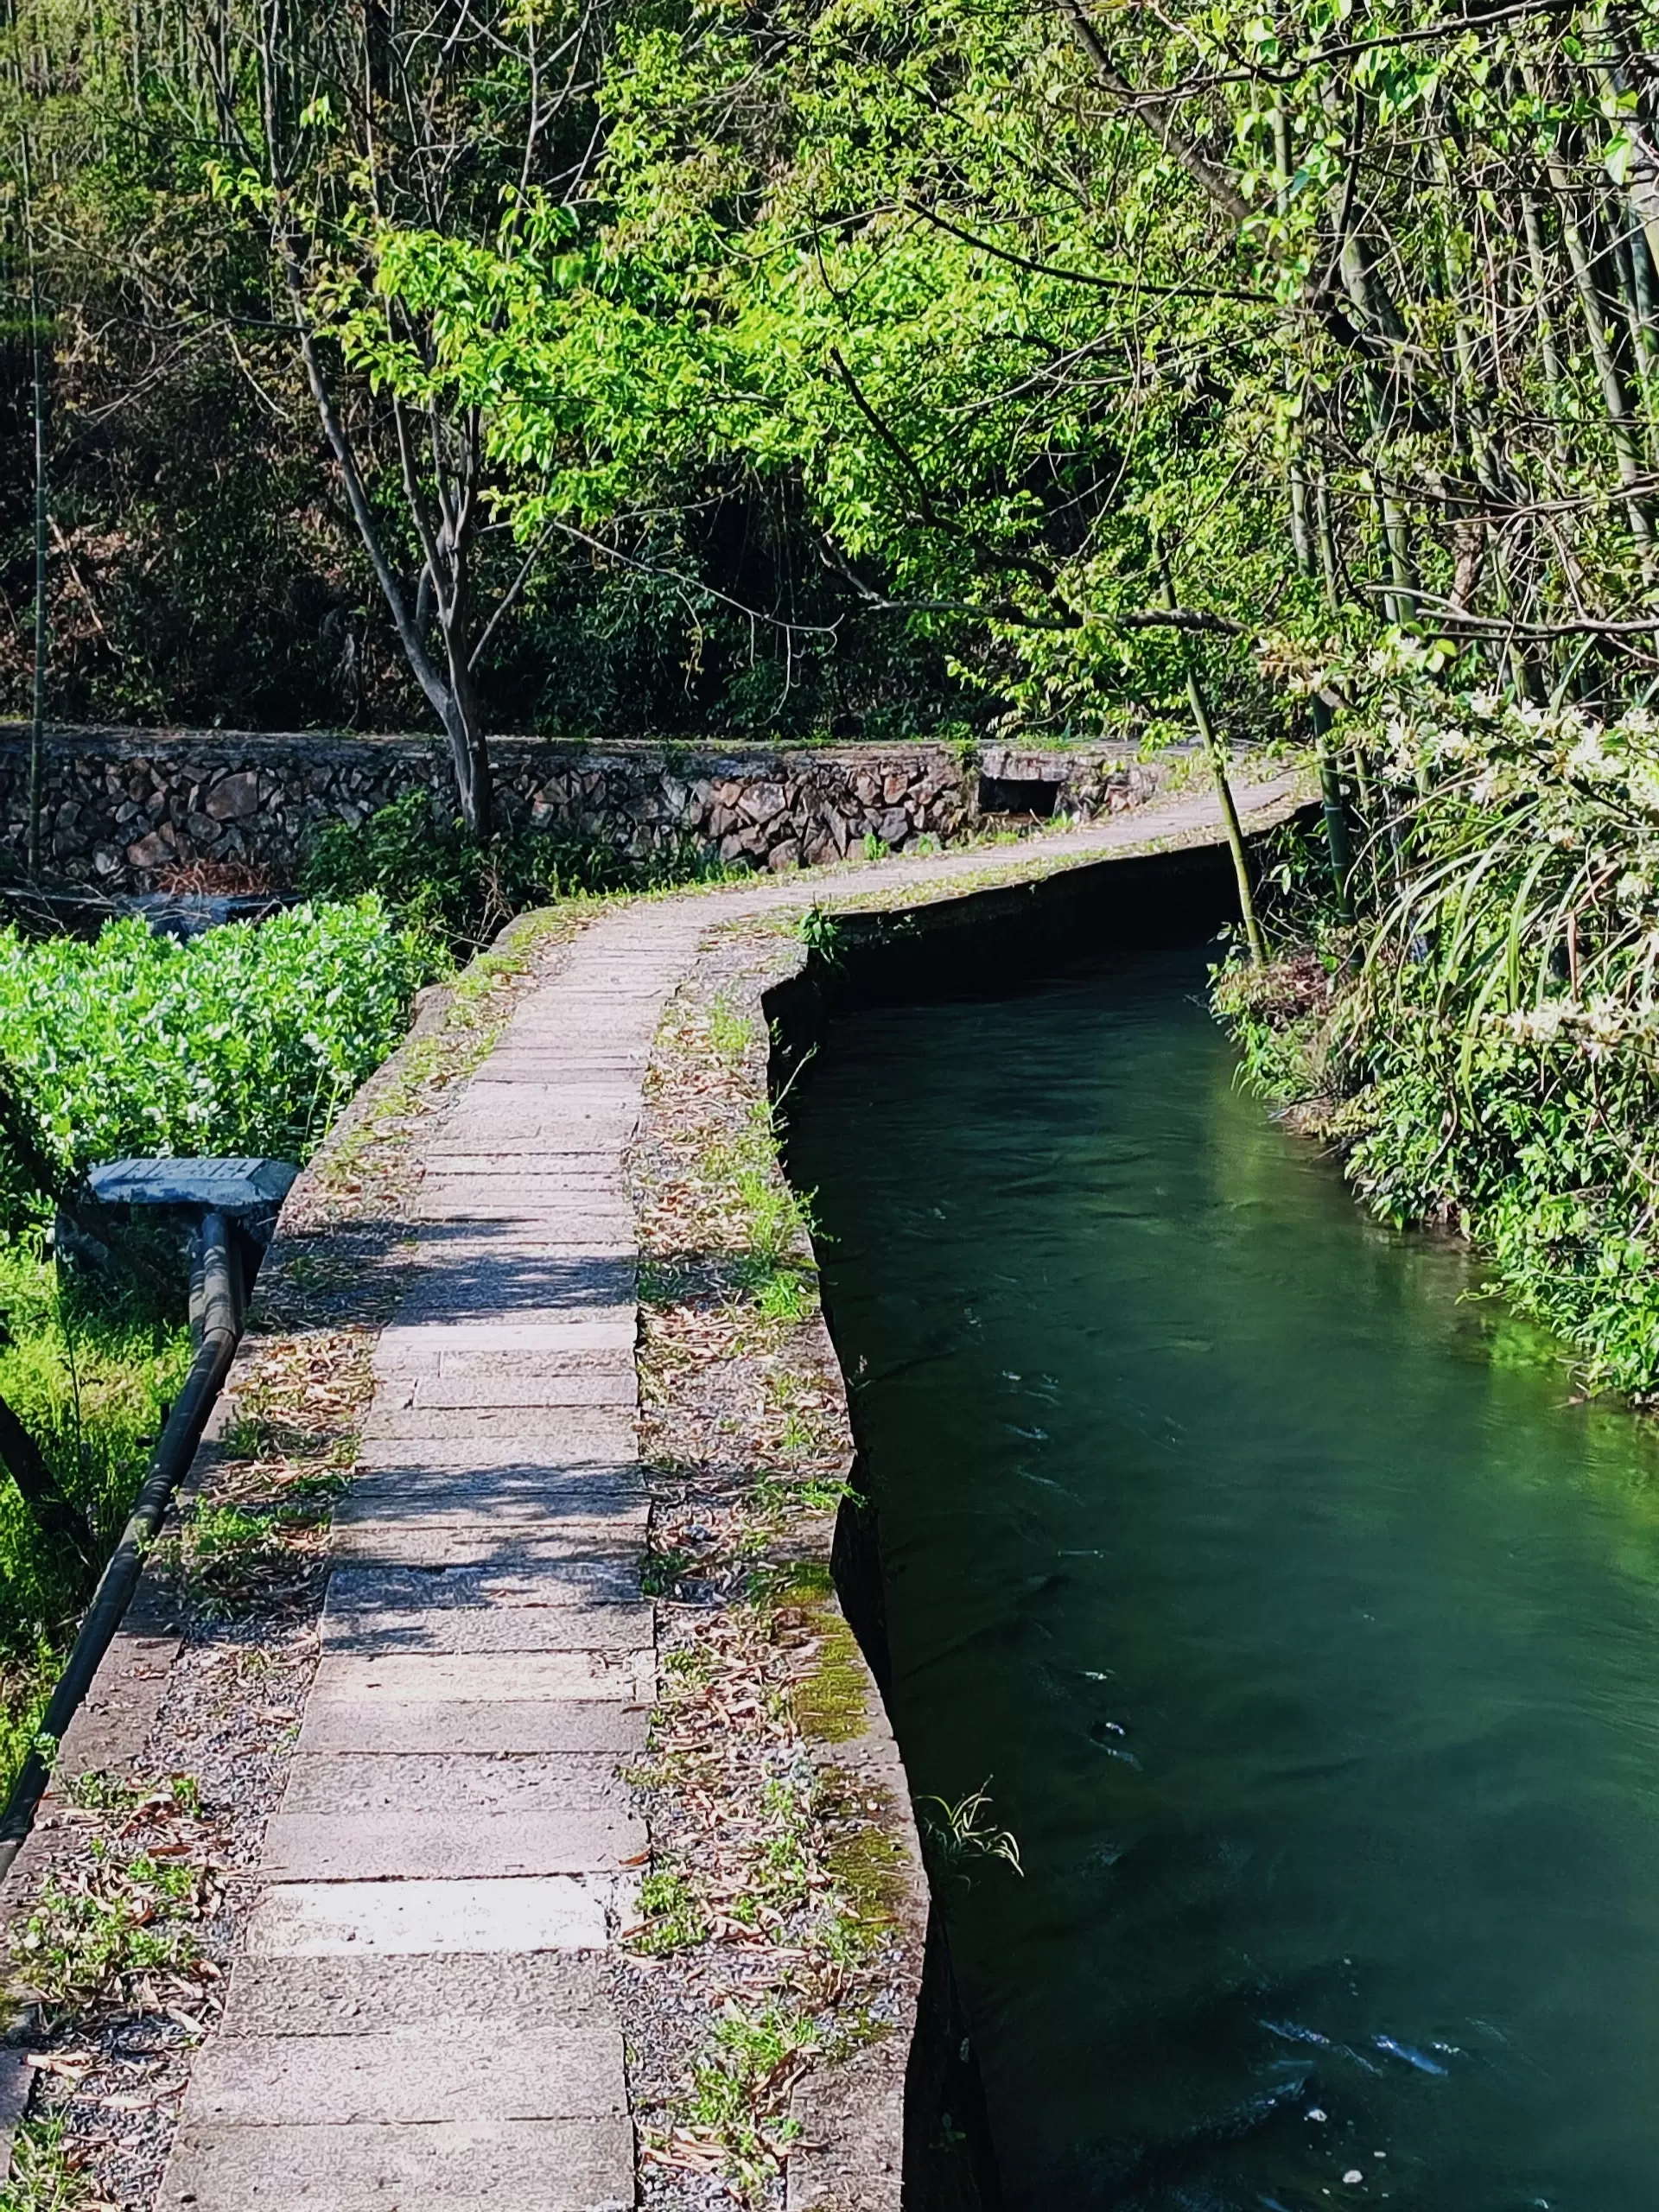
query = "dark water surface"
xmin=786 ymin=944 xmax=1659 ymax=2212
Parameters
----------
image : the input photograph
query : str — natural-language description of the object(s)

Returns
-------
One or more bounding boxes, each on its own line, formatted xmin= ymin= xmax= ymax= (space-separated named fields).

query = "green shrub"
xmin=299 ymin=793 xmax=626 ymax=951
xmin=0 ymin=897 xmax=437 ymax=1192
xmin=301 ymin=792 xmax=733 ymax=953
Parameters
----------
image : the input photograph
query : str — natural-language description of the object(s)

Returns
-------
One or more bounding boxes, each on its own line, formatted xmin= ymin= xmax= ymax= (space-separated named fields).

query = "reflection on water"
xmin=786 ymin=944 xmax=1659 ymax=2212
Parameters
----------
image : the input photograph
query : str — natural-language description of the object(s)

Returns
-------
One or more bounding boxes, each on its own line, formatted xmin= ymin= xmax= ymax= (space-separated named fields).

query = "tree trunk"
xmin=282 ymin=250 xmax=497 ymax=838
xmin=432 ymin=500 xmax=495 ymax=842
xmin=1535 ymin=128 xmax=1656 ymax=555
xmin=1311 ymin=698 xmax=1353 ymax=921
xmin=438 ymin=672 xmax=493 ymax=843
xmin=1615 ymin=219 xmax=1659 ymax=406
xmin=1521 ymin=194 xmax=1572 ymax=458
xmin=1195 ymin=683 xmax=1268 ymax=968
xmin=26 ymin=168 xmax=47 ymax=886
xmin=29 ymin=320 xmax=47 ymax=885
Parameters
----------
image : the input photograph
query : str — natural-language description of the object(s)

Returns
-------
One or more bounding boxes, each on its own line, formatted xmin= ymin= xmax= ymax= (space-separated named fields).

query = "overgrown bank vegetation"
xmin=1220 ymin=701 xmax=1659 ymax=1401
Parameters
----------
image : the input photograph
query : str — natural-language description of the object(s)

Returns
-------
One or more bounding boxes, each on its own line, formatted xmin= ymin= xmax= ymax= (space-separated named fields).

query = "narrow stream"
xmin=787 ymin=943 xmax=1659 ymax=2212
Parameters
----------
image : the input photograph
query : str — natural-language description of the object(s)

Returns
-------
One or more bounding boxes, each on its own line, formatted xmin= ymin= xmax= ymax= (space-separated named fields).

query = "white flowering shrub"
xmin=1224 ymin=690 xmax=1659 ymax=1396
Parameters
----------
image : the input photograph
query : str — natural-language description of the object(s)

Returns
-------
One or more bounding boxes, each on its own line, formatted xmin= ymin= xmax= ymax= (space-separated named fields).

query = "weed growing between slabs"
xmin=0 ymin=1774 xmax=226 ymax=2212
xmin=10 ymin=1776 xmax=217 ymax=2024
xmin=0 ymin=2114 xmax=94 ymax=2211
xmin=625 ymin=949 xmax=920 ymax=2207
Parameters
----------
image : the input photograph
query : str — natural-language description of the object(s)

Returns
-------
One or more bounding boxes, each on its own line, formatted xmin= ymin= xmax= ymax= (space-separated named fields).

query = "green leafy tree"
xmin=3 ymin=0 xmax=620 ymax=836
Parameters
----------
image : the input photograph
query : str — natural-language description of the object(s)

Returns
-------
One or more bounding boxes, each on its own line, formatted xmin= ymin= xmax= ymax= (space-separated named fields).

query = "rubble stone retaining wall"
xmin=0 ymin=726 xmax=1174 ymax=890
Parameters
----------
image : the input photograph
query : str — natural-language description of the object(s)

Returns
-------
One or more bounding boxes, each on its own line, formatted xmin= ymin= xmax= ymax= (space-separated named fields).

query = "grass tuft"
xmin=0 ymin=2116 xmax=97 ymax=2211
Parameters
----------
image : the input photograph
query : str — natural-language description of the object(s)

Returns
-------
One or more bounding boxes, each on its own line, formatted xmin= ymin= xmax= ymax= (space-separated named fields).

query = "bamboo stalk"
xmin=22 ymin=130 xmax=46 ymax=885
xmin=1157 ymin=556 xmax=1266 ymax=965
xmin=1537 ymin=136 xmax=1656 ymax=554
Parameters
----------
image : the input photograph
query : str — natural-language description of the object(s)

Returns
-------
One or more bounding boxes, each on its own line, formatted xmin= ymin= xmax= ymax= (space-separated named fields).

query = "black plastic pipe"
xmin=0 ymin=1211 xmax=242 ymax=1884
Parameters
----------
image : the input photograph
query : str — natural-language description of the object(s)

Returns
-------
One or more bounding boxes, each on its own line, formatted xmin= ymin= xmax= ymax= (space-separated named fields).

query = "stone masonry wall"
xmin=0 ymin=727 xmax=1174 ymax=891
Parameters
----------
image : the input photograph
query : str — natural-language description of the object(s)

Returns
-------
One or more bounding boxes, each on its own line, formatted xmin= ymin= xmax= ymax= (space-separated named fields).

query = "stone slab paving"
xmin=156 ymin=766 xmax=1302 ymax=2210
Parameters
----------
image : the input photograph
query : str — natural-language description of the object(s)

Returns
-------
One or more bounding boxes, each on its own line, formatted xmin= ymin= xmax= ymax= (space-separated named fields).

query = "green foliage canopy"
xmin=346 ymin=0 xmax=1659 ymax=746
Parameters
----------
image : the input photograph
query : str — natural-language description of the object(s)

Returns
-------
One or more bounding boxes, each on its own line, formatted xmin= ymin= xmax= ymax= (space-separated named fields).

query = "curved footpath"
xmin=26 ymin=764 xmax=1305 ymax=2209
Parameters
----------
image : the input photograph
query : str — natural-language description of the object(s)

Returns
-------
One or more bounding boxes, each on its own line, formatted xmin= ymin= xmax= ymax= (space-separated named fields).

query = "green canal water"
xmin=786 ymin=943 xmax=1659 ymax=2212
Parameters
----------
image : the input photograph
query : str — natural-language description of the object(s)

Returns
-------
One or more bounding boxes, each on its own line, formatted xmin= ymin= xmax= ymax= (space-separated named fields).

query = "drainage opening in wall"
xmin=977 ymin=774 xmax=1058 ymax=818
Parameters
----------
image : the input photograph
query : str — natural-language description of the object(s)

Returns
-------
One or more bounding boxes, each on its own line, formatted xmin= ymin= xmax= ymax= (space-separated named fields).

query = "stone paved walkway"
xmin=156 ymin=766 xmax=1302 ymax=2209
